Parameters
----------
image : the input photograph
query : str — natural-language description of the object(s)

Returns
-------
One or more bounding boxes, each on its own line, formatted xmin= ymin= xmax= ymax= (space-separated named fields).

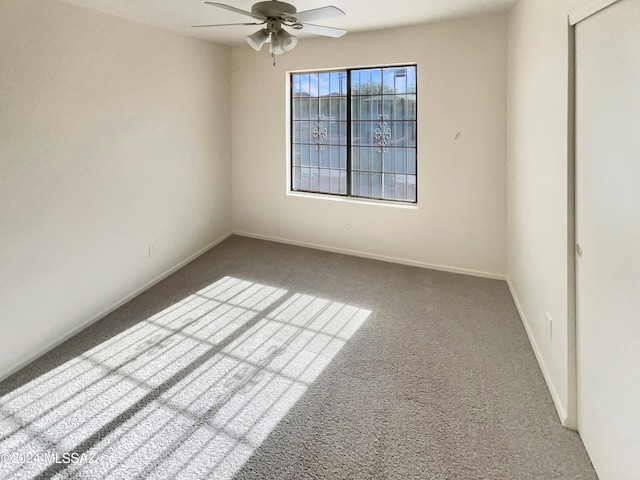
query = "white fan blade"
xmin=300 ymin=23 xmax=347 ymax=38
xmin=192 ymin=22 xmax=262 ymax=28
xmin=204 ymin=2 xmax=265 ymax=21
xmin=294 ymin=6 xmax=345 ymax=23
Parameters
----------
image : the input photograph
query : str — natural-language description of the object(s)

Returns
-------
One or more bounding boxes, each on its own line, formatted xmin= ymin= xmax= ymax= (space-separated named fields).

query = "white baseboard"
xmin=0 ymin=232 xmax=232 ymax=383
xmin=234 ymin=230 xmax=507 ymax=281
xmin=506 ymin=277 xmax=569 ymax=427
xmin=1 ymin=230 xmax=505 ymax=383
xmin=5 ymin=230 xmax=567 ymax=434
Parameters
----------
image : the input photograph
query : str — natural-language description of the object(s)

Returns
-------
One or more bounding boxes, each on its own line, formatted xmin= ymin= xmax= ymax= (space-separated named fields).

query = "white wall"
xmin=0 ymin=0 xmax=232 ymax=379
xmin=231 ymin=16 xmax=508 ymax=278
xmin=506 ymin=0 xmax=590 ymax=427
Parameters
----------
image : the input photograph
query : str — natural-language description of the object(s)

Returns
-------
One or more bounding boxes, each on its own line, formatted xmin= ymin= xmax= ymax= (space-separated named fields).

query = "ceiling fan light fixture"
xmin=278 ymin=30 xmax=298 ymax=52
xmin=246 ymin=28 xmax=269 ymax=51
xmin=269 ymin=41 xmax=283 ymax=56
xmin=272 ymin=29 xmax=298 ymax=54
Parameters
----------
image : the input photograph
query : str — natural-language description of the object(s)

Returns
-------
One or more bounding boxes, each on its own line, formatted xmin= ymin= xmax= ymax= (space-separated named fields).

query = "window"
xmin=291 ymin=65 xmax=417 ymax=203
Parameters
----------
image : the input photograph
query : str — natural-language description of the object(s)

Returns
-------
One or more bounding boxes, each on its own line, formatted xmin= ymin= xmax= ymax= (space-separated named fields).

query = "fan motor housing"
xmin=252 ymin=1 xmax=297 ymax=18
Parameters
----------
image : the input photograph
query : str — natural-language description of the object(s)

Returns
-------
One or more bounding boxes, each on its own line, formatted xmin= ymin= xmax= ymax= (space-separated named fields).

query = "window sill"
xmin=287 ymin=191 xmax=418 ymax=209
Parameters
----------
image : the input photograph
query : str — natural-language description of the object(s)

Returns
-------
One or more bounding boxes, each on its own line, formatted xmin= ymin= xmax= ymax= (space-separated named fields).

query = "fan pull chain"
xmin=271 ymin=32 xmax=276 ymax=66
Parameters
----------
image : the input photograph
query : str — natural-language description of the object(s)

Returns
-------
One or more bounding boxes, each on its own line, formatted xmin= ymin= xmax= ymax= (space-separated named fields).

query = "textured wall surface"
xmin=0 ymin=0 xmax=232 ymax=379
xmin=231 ymin=16 xmax=508 ymax=279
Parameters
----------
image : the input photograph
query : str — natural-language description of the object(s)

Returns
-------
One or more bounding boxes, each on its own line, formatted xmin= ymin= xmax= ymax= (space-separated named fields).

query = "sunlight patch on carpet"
xmin=0 ymin=276 xmax=371 ymax=479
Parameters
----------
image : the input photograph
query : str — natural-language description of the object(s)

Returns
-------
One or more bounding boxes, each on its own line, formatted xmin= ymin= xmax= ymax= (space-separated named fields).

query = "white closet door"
xmin=575 ymin=1 xmax=640 ymax=479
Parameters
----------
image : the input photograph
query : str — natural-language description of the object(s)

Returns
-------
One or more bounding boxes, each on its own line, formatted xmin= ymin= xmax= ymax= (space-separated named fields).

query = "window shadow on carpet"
xmin=0 ymin=276 xmax=371 ymax=479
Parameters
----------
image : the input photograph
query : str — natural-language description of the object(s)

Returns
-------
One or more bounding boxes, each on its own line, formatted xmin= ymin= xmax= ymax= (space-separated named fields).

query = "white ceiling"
xmin=59 ymin=0 xmax=518 ymax=46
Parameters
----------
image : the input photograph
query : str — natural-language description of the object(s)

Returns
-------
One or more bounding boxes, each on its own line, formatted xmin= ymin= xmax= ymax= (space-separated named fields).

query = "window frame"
xmin=289 ymin=64 xmax=418 ymax=204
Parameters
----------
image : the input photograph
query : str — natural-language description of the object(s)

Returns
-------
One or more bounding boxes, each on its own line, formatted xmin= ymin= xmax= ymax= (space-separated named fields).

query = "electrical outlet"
xmin=149 ymin=242 xmax=157 ymax=258
xmin=344 ymin=218 xmax=351 ymax=229
xmin=546 ymin=312 xmax=553 ymax=341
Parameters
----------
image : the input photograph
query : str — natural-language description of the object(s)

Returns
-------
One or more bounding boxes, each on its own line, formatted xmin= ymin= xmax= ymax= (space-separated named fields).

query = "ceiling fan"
xmin=193 ymin=1 xmax=347 ymax=64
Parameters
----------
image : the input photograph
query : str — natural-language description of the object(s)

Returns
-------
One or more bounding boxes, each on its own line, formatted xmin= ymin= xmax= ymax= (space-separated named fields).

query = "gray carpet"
xmin=0 ymin=235 xmax=597 ymax=479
